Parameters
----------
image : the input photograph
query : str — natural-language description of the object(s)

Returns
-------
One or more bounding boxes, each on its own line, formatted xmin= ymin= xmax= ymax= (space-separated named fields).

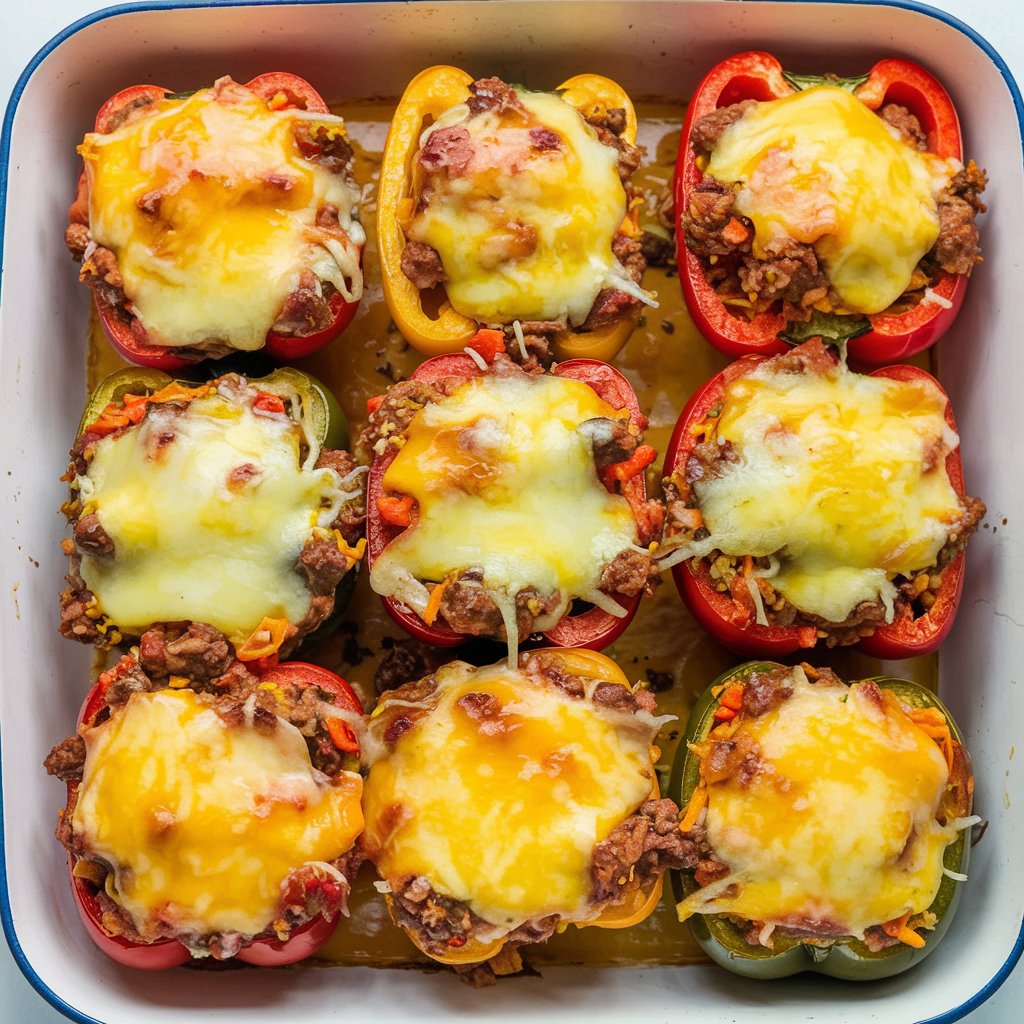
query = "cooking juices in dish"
xmin=362 ymin=649 xmax=689 ymax=983
xmin=672 ymin=662 xmax=977 ymax=978
xmin=660 ymin=340 xmax=984 ymax=657
xmin=66 ymin=74 xmax=365 ymax=369
xmin=364 ymin=339 xmax=662 ymax=659
xmin=59 ymin=369 xmax=366 ymax=658
xmin=43 ymin=655 xmax=365 ymax=967
xmin=676 ymin=52 xmax=986 ymax=363
xmin=378 ymin=67 xmax=655 ymax=362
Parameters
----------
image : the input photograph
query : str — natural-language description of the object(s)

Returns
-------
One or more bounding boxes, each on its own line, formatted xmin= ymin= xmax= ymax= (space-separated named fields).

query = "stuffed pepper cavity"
xmin=659 ymin=340 xmax=984 ymax=657
xmin=59 ymin=368 xmax=366 ymax=661
xmin=361 ymin=648 xmax=689 ymax=985
xmin=672 ymin=662 xmax=977 ymax=979
xmin=66 ymin=74 xmax=365 ymax=368
xmin=363 ymin=338 xmax=665 ymax=660
xmin=676 ymin=52 xmax=986 ymax=363
xmin=378 ymin=66 xmax=655 ymax=364
xmin=43 ymin=653 xmax=365 ymax=967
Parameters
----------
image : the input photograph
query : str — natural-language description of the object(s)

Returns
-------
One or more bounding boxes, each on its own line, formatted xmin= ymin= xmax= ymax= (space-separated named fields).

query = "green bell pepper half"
xmin=670 ymin=661 xmax=975 ymax=980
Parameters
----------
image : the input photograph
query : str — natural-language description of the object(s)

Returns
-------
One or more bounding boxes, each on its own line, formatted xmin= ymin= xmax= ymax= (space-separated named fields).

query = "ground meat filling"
xmin=683 ymin=97 xmax=985 ymax=319
xmin=43 ymin=652 xmax=361 ymax=953
xmin=59 ymin=380 xmax=364 ymax=654
xmin=662 ymin=345 xmax=986 ymax=647
xmin=399 ymin=77 xmax=647 ymax=368
xmin=373 ymin=659 xmax=680 ymax=983
xmin=66 ymin=98 xmax=358 ymax=357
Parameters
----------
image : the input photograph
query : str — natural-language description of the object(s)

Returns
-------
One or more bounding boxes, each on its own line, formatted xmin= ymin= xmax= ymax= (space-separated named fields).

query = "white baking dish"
xmin=1 ymin=1 xmax=1022 ymax=1021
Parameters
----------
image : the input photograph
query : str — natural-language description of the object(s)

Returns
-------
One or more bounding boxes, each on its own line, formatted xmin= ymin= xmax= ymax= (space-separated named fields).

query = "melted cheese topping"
xmin=707 ymin=86 xmax=959 ymax=313
xmin=691 ymin=362 xmax=962 ymax=623
xmin=81 ymin=78 xmax=364 ymax=350
xmin=369 ymin=372 xmax=639 ymax=649
xmin=362 ymin=661 xmax=657 ymax=930
xmin=677 ymin=669 xmax=955 ymax=937
xmin=73 ymin=690 xmax=363 ymax=940
xmin=78 ymin=389 xmax=348 ymax=642
xmin=407 ymin=89 xmax=635 ymax=324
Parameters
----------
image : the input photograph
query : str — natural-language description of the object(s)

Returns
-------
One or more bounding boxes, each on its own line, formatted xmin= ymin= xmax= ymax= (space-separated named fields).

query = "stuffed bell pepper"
xmin=363 ymin=332 xmax=664 ymax=660
xmin=362 ymin=647 xmax=689 ymax=985
xmin=672 ymin=662 xmax=978 ymax=979
xmin=66 ymin=74 xmax=365 ymax=369
xmin=676 ymin=52 xmax=986 ymax=363
xmin=59 ymin=368 xmax=366 ymax=664
xmin=659 ymin=340 xmax=984 ymax=657
xmin=43 ymin=653 xmax=365 ymax=967
xmin=378 ymin=66 xmax=655 ymax=364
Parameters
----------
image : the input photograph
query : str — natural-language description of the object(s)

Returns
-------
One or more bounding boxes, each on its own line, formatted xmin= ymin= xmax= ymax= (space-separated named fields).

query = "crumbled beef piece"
xmin=933 ymin=194 xmax=982 ymax=276
xmin=72 ymin=512 xmax=114 ymax=557
xmin=580 ymin=416 xmax=640 ymax=469
xmin=703 ymin=733 xmax=763 ymax=786
xmin=612 ymin=232 xmax=646 ymax=284
xmin=64 ymin=221 xmax=90 ymax=257
xmin=529 ymin=126 xmax=562 ymax=151
xmin=949 ymin=161 xmax=988 ymax=213
xmin=139 ymin=622 xmax=233 ymax=682
xmin=591 ymin=681 xmax=656 ymax=715
xmin=879 ymin=103 xmax=928 ymax=150
xmin=466 ymin=77 xmax=526 ymax=117
xmin=583 ymin=105 xmax=643 ymax=181
xmin=690 ymin=100 xmax=757 ymax=154
xmin=591 ymin=799 xmax=697 ymax=902
xmin=400 ymin=240 xmax=448 ymax=289
xmin=104 ymin=661 xmax=155 ymax=707
xmin=294 ymin=123 xmax=355 ymax=174
xmin=682 ymin=178 xmax=747 ymax=257
xmin=273 ymin=268 xmax=333 ymax=335
xmin=43 ymin=735 xmax=87 ymax=782
xmin=580 ymin=288 xmax=640 ymax=331
xmin=437 ymin=575 xmax=505 ymax=636
xmin=359 ymin=379 xmax=444 ymax=456
xmin=599 ymin=549 xmax=655 ymax=597
xmin=763 ymin=336 xmax=837 ymax=375
xmin=300 ymin=535 xmax=352 ymax=597
xmin=738 ymin=237 xmax=828 ymax=306
xmin=520 ymin=652 xmax=586 ymax=700
xmin=58 ymin=556 xmax=107 ymax=645
xmin=742 ymin=668 xmax=794 ymax=717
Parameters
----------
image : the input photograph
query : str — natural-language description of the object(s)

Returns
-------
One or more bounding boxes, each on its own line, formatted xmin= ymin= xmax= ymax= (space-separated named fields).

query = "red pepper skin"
xmin=663 ymin=355 xmax=969 ymax=658
xmin=675 ymin=52 xmax=967 ymax=366
xmin=366 ymin=355 xmax=650 ymax=650
xmin=65 ymin=661 xmax=361 ymax=968
xmin=76 ymin=74 xmax=361 ymax=369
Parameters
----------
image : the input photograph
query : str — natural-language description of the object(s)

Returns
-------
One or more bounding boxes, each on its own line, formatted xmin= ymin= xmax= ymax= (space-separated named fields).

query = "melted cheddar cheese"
xmin=77 ymin=386 xmax=355 ymax=642
xmin=369 ymin=371 xmax=639 ymax=652
xmin=677 ymin=669 xmax=957 ymax=938
xmin=707 ymin=86 xmax=959 ymax=313
xmin=80 ymin=78 xmax=364 ymax=350
xmin=406 ymin=88 xmax=647 ymax=324
xmin=362 ymin=661 xmax=658 ymax=930
xmin=687 ymin=360 xmax=962 ymax=623
xmin=73 ymin=690 xmax=363 ymax=941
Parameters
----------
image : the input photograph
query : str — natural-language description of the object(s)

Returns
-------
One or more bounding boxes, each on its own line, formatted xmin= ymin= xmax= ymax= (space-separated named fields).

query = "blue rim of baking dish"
xmin=1 ymin=0 xmax=1022 ymax=1021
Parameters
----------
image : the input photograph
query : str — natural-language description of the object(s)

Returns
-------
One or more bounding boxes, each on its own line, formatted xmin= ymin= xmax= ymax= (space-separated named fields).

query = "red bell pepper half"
xmin=662 ymin=353 xmax=970 ymax=658
xmin=65 ymin=658 xmax=362 ymax=969
xmin=69 ymin=73 xmax=362 ymax=370
xmin=366 ymin=337 xmax=655 ymax=650
xmin=675 ymin=51 xmax=968 ymax=366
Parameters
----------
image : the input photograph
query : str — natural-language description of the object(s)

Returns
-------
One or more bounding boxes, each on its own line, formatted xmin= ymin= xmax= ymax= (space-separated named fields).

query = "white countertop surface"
xmin=2 ymin=1 xmax=1022 ymax=1021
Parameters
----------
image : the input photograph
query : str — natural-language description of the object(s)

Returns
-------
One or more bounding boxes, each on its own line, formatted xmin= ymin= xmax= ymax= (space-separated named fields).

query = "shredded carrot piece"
xmin=601 ymin=444 xmax=657 ymax=490
xmin=882 ymin=911 xmax=926 ymax=949
xmin=85 ymin=383 xmax=212 ymax=438
xmin=742 ymin=554 xmax=754 ymax=576
xmin=366 ymin=394 xmax=384 ymax=415
xmin=236 ymin=617 xmax=293 ymax=662
xmin=467 ymin=328 xmax=506 ymax=362
xmin=713 ymin=706 xmax=737 ymax=722
xmin=423 ymin=573 xmax=457 ymax=626
xmin=679 ymin=785 xmax=708 ymax=833
xmin=721 ymin=217 xmax=749 ymax=247
xmin=908 ymin=708 xmax=956 ymax=772
xmin=376 ymin=493 xmax=415 ymax=528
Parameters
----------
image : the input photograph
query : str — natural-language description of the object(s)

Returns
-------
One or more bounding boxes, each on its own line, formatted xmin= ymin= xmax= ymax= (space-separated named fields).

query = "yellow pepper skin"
xmin=378 ymin=67 xmax=642 ymax=360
